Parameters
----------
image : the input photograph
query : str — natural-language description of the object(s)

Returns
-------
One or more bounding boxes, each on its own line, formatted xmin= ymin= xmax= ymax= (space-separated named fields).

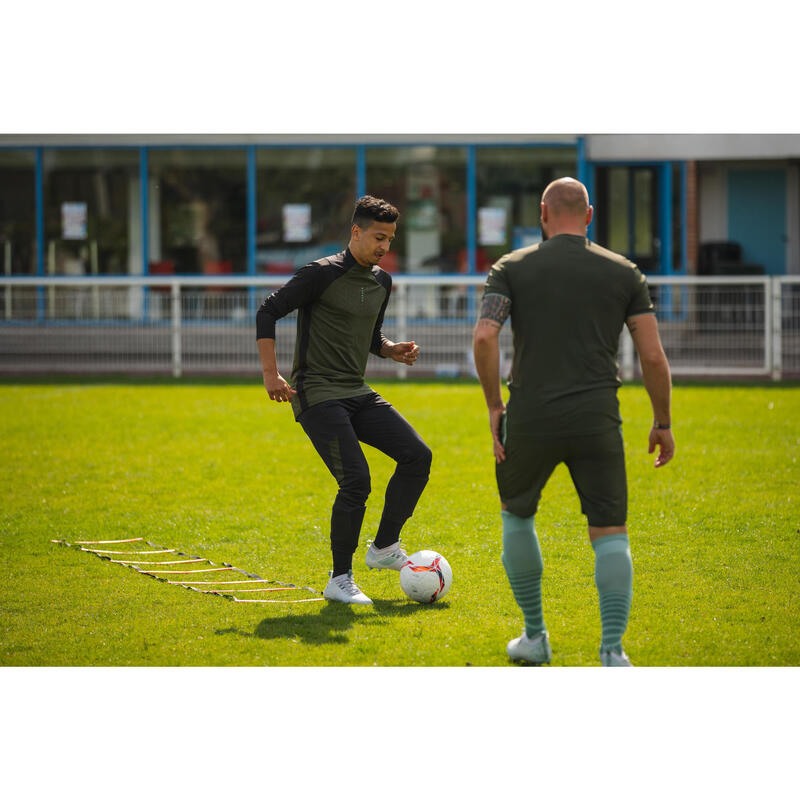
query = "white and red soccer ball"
xmin=399 ymin=550 xmax=452 ymax=604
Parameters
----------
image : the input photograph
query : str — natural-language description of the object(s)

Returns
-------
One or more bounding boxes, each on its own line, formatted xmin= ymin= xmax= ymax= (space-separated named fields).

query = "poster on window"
xmin=62 ymin=202 xmax=88 ymax=240
xmin=478 ymin=207 xmax=507 ymax=246
xmin=283 ymin=203 xmax=312 ymax=242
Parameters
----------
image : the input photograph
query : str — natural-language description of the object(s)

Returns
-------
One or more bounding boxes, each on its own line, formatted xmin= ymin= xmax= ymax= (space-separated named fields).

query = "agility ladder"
xmin=51 ymin=537 xmax=323 ymax=603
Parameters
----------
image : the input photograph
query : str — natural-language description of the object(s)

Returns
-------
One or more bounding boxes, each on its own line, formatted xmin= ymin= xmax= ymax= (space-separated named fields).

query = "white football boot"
xmin=365 ymin=540 xmax=408 ymax=571
xmin=507 ymin=630 xmax=552 ymax=665
xmin=600 ymin=648 xmax=633 ymax=666
xmin=323 ymin=571 xmax=373 ymax=605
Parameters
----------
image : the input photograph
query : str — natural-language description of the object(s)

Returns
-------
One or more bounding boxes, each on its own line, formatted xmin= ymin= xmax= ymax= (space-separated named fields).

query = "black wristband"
xmin=653 ymin=422 xmax=671 ymax=429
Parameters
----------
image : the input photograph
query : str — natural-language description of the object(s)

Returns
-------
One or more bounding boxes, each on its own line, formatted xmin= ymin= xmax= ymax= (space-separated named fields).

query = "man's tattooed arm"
xmin=477 ymin=293 xmax=511 ymax=329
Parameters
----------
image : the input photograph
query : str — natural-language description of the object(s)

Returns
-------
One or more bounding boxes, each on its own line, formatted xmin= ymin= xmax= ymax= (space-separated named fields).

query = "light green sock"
xmin=501 ymin=511 xmax=545 ymax=638
xmin=592 ymin=533 xmax=633 ymax=652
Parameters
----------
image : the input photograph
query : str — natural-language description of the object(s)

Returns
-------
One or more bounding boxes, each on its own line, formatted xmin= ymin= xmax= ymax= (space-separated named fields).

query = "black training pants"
xmin=297 ymin=392 xmax=432 ymax=574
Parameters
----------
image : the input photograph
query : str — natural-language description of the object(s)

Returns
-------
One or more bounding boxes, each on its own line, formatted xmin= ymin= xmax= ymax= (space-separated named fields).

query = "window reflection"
xmin=476 ymin=147 xmax=576 ymax=270
xmin=634 ymin=169 xmax=654 ymax=258
xmin=365 ymin=146 xmax=467 ymax=274
xmin=607 ymin=167 xmax=630 ymax=255
xmin=5 ymin=142 xmax=591 ymax=309
xmin=148 ymin=149 xmax=247 ymax=275
xmin=256 ymin=148 xmax=356 ymax=273
xmin=595 ymin=165 xmax=660 ymax=272
xmin=0 ymin=150 xmax=36 ymax=276
xmin=44 ymin=149 xmax=139 ymax=276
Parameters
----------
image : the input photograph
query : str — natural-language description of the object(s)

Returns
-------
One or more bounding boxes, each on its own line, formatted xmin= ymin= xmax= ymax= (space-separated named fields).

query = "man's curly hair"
xmin=352 ymin=195 xmax=400 ymax=229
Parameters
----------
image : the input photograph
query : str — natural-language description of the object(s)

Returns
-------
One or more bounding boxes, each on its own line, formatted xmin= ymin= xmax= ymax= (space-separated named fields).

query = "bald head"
xmin=542 ymin=178 xmax=589 ymax=216
xmin=540 ymin=177 xmax=593 ymax=238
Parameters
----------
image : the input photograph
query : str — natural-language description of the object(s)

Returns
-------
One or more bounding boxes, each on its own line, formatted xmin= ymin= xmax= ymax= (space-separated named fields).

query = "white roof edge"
xmin=0 ymin=133 xmax=579 ymax=147
xmin=5 ymin=133 xmax=798 ymax=160
xmin=586 ymin=134 xmax=800 ymax=161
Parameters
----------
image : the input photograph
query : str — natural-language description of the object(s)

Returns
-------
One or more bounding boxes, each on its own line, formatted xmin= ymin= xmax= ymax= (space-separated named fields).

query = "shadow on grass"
xmin=215 ymin=598 xmax=450 ymax=647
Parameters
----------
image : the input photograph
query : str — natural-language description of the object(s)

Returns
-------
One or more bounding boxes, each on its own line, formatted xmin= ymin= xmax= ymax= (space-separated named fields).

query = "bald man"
xmin=473 ymin=177 xmax=674 ymax=666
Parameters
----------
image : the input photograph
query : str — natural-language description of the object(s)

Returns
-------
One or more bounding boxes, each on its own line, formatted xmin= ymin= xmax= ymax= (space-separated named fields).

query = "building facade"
xmin=2 ymin=133 xmax=797 ymax=286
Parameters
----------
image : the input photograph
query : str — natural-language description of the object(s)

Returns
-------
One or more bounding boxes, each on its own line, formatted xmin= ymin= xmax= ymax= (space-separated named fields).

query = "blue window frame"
xmin=586 ymin=159 xmax=688 ymax=276
xmin=2 ymin=138 xmax=583 ymax=292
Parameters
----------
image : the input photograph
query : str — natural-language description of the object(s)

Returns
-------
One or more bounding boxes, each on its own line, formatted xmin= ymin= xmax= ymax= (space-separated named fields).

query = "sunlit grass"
xmin=1 ymin=381 xmax=798 ymax=666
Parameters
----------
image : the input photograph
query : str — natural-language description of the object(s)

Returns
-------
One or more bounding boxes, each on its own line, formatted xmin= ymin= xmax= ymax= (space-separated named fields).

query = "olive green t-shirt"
xmin=483 ymin=233 xmax=654 ymax=437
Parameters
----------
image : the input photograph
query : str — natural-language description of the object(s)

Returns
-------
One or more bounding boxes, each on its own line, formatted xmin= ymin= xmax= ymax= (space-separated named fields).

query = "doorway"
xmin=595 ymin=166 xmax=660 ymax=271
xmin=727 ymin=168 xmax=786 ymax=275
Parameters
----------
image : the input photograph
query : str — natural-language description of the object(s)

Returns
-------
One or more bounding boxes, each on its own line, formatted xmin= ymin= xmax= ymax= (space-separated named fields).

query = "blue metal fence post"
xmin=35 ymin=148 xmax=44 ymax=321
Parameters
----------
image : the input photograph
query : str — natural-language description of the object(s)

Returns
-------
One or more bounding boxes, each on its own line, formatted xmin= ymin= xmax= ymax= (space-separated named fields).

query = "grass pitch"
xmin=1 ymin=380 xmax=798 ymax=666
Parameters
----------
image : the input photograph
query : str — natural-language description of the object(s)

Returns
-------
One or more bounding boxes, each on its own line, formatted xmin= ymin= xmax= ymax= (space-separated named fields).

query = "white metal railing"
xmin=1 ymin=274 xmax=799 ymax=380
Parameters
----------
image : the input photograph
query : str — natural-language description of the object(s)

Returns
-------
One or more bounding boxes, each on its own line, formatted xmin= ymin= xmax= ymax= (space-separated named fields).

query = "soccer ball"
xmin=399 ymin=550 xmax=452 ymax=604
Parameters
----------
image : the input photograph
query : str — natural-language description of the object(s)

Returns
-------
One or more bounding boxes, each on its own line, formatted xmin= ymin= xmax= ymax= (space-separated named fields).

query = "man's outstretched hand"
xmin=264 ymin=372 xmax=296 ymax=403
xmin=386 ymin=341 xmax=420 ymax=365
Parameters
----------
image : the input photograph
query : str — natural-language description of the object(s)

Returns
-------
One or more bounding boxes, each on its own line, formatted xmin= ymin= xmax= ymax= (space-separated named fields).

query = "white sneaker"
xmin=365 ymin=540 xmax=408 ymax=571
xmin=323 ymin=571 xmax=373 ymax=605
xmin=507 ymin=631 xmax=552 ymax=664
xmin=600 ymin=648 xmax=633 ymax=666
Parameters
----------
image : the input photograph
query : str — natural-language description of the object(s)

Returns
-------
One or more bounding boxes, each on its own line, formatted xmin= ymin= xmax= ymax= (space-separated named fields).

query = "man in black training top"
xmin=256 ymin=196 xmax=431 ymax=605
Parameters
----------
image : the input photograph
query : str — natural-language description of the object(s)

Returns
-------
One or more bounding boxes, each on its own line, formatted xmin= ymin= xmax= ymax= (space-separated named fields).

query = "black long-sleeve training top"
xmin=256 ymin=248 xmax=392 ymax=418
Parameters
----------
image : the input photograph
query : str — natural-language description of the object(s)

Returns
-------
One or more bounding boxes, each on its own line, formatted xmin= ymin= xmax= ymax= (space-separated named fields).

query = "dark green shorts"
xmin=495 ymin=422 xmax=627 ymax=526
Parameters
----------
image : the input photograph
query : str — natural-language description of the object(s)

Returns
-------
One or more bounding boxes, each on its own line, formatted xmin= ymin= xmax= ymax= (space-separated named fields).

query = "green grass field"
xmin=1 ymin=379 xmax=798 ymax=667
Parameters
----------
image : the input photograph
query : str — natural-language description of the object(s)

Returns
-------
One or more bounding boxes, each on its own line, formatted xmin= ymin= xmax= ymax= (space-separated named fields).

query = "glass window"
xmin=43 ymin=149 xmax=139 ymax=276
xmin=633 ymin=169 xmax=654 ymax=258
xmin=148 ymin=149 xmax=247 ymax=275
xmin=595 ymin=165 xmax=660 ymax=272
xmin=365 ymin=146 xmax=467 ymax=273
xmin=0 ymin=150 xmax=36 ymax=275
xmin=256 ymin=148 xmax=356 ymax=273
xmin=476 ymin=147 xmax=576 ymax=270
xmin=606 ymin=167 xmax=630 ymax=255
